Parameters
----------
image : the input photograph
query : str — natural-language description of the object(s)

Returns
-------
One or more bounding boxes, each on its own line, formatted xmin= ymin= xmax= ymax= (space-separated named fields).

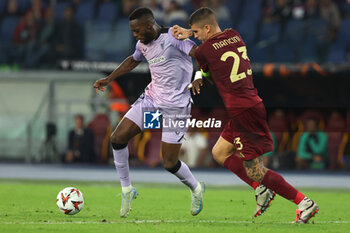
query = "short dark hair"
xmin=188 ymin=7 xmax=217 ymax=26
xmin=75 ymin=114 xmax=84 ymax=122
xmin=129 ymin=7 xmax=154 ymax=21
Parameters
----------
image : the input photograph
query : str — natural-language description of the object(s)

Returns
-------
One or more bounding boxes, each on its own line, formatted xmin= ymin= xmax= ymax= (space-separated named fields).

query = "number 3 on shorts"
xmin=234 ymin=137 xmax=243 ymax=150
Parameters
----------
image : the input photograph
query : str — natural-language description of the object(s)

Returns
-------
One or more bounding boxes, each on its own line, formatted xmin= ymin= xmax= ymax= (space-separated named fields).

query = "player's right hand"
xmin=93 ymin=78 xmax=110 ymax=94
xmin=187 ymin=79 xmax=203 ymax=95
xmin=171 ymin=25 xmax=192 ymax=40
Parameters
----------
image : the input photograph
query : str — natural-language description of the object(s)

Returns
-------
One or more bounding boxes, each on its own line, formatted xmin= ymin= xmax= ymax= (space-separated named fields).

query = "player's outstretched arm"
xmin=93 ymin=56 xmax=141 ymax=93
xmin=187 ymin=71 xmax=203 ymax=95
xmin=171 ymin=25 xmax=193 ymax=40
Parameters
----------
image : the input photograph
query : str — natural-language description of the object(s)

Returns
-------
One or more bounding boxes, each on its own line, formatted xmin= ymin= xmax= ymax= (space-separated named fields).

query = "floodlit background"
xmin=1 ymin=1 xmax=350 ymax=232
xmin=0 ymin=0 xmax=350 ymax=175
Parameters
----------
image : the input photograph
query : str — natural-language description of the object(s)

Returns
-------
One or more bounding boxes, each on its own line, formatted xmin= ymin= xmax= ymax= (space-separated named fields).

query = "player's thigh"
xmin=212 ymin=136 xmax=236 ymax=165
xmin=110 ymin=93 xmax=150 ymax=144
xmin=161 ymin=141 xmax=182 ymax=168
xmin=110 ymin=117 xmax=141 ymax=144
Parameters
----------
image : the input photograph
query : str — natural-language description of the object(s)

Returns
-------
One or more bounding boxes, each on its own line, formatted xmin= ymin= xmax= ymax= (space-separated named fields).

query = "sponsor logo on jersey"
xmin=148 ymin=56 xmax=166 ymax=66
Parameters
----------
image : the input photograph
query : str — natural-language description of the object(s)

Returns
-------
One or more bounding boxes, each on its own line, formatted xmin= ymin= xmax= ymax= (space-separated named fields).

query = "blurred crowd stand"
xmin=1 ymin=0 xmax=350 ymax=68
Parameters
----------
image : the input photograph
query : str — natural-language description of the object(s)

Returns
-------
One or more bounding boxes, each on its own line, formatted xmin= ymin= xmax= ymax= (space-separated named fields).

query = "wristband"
xmin=188 ymin=71 xmax=202 ymax=89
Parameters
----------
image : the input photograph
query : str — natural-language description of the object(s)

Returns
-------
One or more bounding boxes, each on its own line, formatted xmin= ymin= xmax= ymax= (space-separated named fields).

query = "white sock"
xmin=298 ymin=197 xmax=310 ymax=210
xmin=193 ymin=182 xmax=201 ymax=194
xmin=173 ymin=161 xmax=199 ymax=191
xmin=122 ymin=185 xmax=132 ymax=193
xmin=113 ymin=147 xmax=131 ymax=187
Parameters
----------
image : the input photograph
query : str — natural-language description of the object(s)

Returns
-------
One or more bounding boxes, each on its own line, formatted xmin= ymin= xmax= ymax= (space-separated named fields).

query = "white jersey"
xmin=132 ymin=27 xmax=196 ymax=107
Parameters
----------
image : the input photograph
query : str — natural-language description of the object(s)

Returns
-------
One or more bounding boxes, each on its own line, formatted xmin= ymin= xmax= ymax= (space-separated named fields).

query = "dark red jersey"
xmin=195 ymin=29 xmax=262 ymax=117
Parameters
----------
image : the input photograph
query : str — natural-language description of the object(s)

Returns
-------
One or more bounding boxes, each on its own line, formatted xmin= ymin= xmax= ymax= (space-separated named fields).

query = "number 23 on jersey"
xmin=220 ymin=46 xmax=252 ymax=83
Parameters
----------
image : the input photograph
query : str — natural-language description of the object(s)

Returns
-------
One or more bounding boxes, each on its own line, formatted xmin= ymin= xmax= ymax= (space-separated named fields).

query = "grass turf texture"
xmin=0 ymin=179 xmax=349 ymax=233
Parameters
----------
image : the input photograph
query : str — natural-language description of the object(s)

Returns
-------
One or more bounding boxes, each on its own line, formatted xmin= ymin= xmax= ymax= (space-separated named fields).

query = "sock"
xmin=297 ymin=197 xmax=311 ymax=210
xmin=113 ymin=146 xmax=131 ymax=188
xmin=261 ymin=170 xmax=305 ymax=204
xmin=295 ymin=194 xmax=307 ymax=205
xmin=121 ymin=185 xmax=132 ymax=193
xmin=223 ymin=154 xmax=260 ymax=189
xmin=170 ymin=161 xmax=199 ymax=191
xmin=193 ymin=181 xmax=201 ymax=194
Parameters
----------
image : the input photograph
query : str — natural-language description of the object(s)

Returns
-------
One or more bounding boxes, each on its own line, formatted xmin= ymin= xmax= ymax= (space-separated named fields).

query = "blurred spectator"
xmin=190 ymin=0 xmax=203 ymax=9
xmin=64 ymin=114 xmax=96 ymax=163
xmin=268 ymin=109 xmax=290 ymax=151
xmin=264 ymin=0 xmax=292 ymax=23
xmin=263 ymin=131 xmax=277 ymax=168
xmin=0 ymin=0 xmax=21 ymax=66
xmin=12 ymin=11 xmax=40 ymax=67
xmin=88 ymin=113 xmax=112 ymax=164
xmin=39 ymin=122 xmax=58 ymax=162
xmin=26 ymin=0 xmax=47 ymax=24
xmin=180 ymin=128 xmax=209 ymax=168
xmin=32 ymin=6 xmax=56 ymax=67
xmin=262 ymin=0 xmax=275 ymax=22
xmin=120 ymin=0 xmax=139 ymax=18
xmin=202 ymin=0 xmax=231 ymax=22
xmin=303 ymin=0 xmax=319 ymax=19
xmin=72 ymin=0 xmax=82 ymax=12
xmin=163 ymin=0 xmax=188 ymax=26
xmin=265 ymin=109 xmax=291 ymax=169
xmin=2 ymin=0 xmax=21 ymax=19
xmin=141 ymin=0 xmax=164 ymax=23
xmin=54 ymin=6 xmax=83 ymax=60
xmin=320 ymin=0 xmax=341 ymax=41
xmin=338 ymin=0 xmax=350 ymax=18
xmin=325 ymin=111 xmax=346 ymax=170
xmin=13 ymin=11 xmax=39 ymax=45
xmin=340 ymin=131 xmax=350 ymax=170
xmin=263 ymin=0 xmax=292 ymax=35
xmin=296 ymin=118 xmax=328 ymax=170
xmin=17 ymin=6 xmax=56 ymax=68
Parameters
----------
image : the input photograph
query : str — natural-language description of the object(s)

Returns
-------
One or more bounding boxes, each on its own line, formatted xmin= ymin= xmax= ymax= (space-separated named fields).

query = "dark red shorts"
xmin=221 ymin=102 xmax=273 ymax=161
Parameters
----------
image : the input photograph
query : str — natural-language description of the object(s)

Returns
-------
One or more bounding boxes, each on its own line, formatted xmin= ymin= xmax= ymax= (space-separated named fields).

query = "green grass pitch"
xmin=0 ymin=179 xmax=349 ymax=233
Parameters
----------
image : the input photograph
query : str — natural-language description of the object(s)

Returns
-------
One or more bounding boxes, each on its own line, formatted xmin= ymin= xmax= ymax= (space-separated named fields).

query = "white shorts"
xmin=124 ymin=93 xmax=191 ymax=144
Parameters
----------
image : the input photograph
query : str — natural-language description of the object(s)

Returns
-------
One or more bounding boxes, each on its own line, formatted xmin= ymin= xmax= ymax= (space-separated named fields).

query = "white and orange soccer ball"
xmin=56 ymin=187 xmax=85 ymax=215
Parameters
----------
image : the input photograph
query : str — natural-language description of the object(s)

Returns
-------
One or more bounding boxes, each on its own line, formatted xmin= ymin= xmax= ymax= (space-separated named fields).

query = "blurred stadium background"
xmin=1 ymin=0 xmax=350 ymax=180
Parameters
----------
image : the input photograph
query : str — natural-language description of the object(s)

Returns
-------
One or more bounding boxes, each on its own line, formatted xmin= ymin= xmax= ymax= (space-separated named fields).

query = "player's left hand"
xmin=93 ymin=77 xmax=110 ymax=94
xmin=188 ymin=79 xmax=203 ymax=95
xmin=171 ymin=25 xmax=192 ymax=40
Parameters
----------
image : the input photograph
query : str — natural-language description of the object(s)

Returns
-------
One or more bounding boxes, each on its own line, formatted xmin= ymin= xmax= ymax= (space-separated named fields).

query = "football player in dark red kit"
xmin=172 ymin=7 xmax=319 ymax=223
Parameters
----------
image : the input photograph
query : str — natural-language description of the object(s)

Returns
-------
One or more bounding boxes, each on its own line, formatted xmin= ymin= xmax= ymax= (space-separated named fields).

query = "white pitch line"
xmin=2 ymin=220 xmax=350 ymax=225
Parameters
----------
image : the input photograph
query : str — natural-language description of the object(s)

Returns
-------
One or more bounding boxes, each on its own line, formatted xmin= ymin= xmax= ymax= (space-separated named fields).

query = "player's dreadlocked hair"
xmin=188 ymin=7 xmax=218 ymax=27
xmin=129 ymin=7 xmax=154 ymax=21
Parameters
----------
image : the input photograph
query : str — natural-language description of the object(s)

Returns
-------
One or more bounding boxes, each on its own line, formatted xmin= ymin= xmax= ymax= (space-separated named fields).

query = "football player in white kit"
xmin=93 ymin=7 xmax=204 ymax=218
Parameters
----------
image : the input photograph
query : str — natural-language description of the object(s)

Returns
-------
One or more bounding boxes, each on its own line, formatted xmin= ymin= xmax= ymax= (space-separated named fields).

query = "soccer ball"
xmin=56 ymin=187 xmax=84 ymax=215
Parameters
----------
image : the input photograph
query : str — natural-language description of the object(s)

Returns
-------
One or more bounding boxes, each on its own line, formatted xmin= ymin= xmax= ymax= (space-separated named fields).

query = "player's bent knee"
xmin=211 ymin=146 xmax=219 ymax=159
xmin=211 ymin=146 xmax=226 ymax=165
xmin=164 ymin=160 xmax=181 ymax=173
xmin=110 ymin=131 xmax=128 ymax=145
xmin=111 ymin=143 xmax=128 ymax=150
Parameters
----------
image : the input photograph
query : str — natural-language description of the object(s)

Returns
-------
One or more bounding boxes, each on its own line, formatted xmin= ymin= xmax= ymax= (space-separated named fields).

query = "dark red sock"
xmin=224 ymin=154 xmax=259 ymax=189
xmin=261 ymin=170 xmax=305 ymax=204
